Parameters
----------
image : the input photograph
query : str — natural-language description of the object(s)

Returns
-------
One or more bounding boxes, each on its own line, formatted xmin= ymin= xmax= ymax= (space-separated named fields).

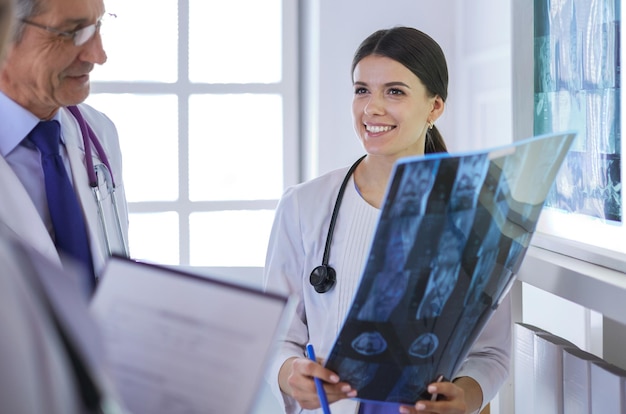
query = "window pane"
xmin=85 ymin=94 xmax=179 ymax=202
xmin=129 ymin=212 xmax=179 ymax=265
xmin=189 ymin=210 xmax=275 ymax=267
xmin=92 ymin=0 xmax=178 ymax=82
xmin=189 ymin=0 xmax=282 ymax=83
xmin=188 ymin=94 xmax=283 ymax=201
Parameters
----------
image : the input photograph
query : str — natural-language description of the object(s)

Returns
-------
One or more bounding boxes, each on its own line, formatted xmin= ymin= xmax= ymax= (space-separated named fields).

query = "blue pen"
xmin=306 ymin=343 xmax=331 ymax=414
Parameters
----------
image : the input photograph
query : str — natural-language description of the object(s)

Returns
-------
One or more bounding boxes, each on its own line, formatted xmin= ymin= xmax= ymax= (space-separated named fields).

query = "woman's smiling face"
xmin=352 ymin=54 xmax=444 ymax=161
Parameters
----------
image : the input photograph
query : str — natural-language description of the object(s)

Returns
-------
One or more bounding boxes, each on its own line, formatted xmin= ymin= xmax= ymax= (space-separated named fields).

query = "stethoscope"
xmin=67 ymin=105 xmax=130 ymax=258
xmin=309 ymin=154 xmax=366 ymax=293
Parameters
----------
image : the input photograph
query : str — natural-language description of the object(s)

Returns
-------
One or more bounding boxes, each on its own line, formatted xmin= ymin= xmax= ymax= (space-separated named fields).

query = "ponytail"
xmin=425 ymin=126 xmax=448 ymax=154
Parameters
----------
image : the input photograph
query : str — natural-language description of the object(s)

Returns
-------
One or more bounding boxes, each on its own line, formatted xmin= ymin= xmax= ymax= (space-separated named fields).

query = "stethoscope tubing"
xmin=68 ymin=105 xmax=129 ymax=258
xmin=321 ymin=155 xmax=366 ymax=266
xmin=310 ymin=155 xmax=366 ymax=293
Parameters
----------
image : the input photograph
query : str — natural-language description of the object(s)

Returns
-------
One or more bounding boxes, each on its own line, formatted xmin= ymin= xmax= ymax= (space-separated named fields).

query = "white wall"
xmin=452 ymin=0 xmax=512 ymax=151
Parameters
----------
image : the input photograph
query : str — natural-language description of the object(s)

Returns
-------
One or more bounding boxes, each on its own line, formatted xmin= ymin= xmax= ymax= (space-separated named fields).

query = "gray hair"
xmin=0 ymin=0 xmax=15 ymax=58
xmin=12 ymin=0 xmax=43 ymax=41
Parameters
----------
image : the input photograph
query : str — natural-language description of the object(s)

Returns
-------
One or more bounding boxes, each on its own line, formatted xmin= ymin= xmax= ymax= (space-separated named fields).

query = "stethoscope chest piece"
xmin=309 ymin=155 xmax=365 ymax=294
xmin=310 ymin=265 xmax=336 ymax=293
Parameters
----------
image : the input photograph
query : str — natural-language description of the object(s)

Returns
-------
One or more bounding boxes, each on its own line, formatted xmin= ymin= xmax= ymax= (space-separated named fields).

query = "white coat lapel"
xmin=60 ymin=109 xmax=107 ymax=275
xmin=0 ymin=156 xmax=61 ymax=265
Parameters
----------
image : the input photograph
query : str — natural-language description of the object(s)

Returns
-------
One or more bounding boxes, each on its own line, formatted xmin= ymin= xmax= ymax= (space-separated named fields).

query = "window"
xmin=87 ymin=0 xmax=298 ymax=269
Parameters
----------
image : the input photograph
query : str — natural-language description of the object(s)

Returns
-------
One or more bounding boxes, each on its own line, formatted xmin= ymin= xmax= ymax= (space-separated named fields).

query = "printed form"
xmin=91 ymin=257 xmax=290 ymax=414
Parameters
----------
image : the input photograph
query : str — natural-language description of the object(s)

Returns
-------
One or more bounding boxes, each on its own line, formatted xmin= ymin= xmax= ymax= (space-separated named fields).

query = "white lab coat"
xmin=0 ymin=103 xmax=129 ymax=280
xmin=0 ymin=224 xmax=127 ymax=414
xmin=263 ymin=166 xmax=511 ymax=414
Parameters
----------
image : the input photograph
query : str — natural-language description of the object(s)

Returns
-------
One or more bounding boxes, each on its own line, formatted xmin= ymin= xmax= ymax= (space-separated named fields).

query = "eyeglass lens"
xmin=74 ymin=23 xmax=98 ymax=46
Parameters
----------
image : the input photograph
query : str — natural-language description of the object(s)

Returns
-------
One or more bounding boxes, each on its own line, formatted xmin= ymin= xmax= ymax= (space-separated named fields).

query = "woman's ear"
xmin=429 ymin=95 xmax=445 ymax=123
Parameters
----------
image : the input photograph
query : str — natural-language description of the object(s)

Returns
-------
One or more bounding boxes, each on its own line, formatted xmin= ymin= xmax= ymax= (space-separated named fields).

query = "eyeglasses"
xmin=21 ymin=13 xmax=116 ymax=46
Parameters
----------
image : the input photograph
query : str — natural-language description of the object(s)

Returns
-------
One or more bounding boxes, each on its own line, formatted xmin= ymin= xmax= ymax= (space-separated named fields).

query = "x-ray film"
xmin=324 ymin=131 xmax=576 ymax=404
xmin=534 ymin=0 xmax=621 ymax=221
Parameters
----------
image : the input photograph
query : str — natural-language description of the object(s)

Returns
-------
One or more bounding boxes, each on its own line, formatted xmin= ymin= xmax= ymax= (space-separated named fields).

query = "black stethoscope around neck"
xmin=309 ymin=154 xmax=366 ymax=294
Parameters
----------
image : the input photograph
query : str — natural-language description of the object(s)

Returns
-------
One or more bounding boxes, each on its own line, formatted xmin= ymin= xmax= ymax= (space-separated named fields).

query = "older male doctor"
xmin=0 ymin=0 xmax=129 ymax=412
xmin=0 ymin=0 xmax=129 ymax=296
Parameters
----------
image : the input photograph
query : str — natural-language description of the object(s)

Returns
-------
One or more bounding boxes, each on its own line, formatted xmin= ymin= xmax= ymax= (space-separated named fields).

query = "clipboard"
xmin=91 ymin=256 xmax=292 ymax=414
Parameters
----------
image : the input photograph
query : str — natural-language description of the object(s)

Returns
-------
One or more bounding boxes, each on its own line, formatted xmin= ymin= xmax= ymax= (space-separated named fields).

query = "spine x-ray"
xmin=324 ymin=131 xmax=576 ymax=404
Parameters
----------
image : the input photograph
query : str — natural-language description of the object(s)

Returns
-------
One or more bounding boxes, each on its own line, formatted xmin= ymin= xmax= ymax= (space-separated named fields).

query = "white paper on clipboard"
xmin=90 ymin=256 xmax=292 ymax=414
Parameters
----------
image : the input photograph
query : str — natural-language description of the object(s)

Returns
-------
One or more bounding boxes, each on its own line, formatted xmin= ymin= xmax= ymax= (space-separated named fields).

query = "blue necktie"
xmin=29 ymin=120 xmax=96 ymax=295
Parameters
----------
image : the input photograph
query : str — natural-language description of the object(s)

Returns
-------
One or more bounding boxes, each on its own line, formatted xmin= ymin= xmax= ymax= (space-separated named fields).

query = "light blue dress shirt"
xmin=0 ymin=92 xmax=74 ymax=237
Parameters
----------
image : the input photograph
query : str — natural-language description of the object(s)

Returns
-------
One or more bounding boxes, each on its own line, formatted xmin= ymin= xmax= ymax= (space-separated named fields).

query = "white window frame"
xmin=90 ymin=1 xmax=299 ymax=277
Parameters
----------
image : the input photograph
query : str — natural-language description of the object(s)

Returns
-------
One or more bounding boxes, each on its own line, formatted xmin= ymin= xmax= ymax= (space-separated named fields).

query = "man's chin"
xmin=60 ymin=88 xmax=91 ymax=107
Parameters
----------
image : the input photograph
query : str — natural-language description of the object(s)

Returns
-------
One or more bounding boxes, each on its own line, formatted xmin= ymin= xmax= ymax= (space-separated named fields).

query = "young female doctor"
xmin=263 ymin=27 xmax=511 ymax=414
xmin=0 ymin=0 xmax=129 ymax=295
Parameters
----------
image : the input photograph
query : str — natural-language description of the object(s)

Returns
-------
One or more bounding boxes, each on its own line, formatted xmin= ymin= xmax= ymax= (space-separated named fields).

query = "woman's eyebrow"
xmin=353 ymin=81 xmax=411 ymax=88
xmin=384 ymin=81 xmax=411 ymax=88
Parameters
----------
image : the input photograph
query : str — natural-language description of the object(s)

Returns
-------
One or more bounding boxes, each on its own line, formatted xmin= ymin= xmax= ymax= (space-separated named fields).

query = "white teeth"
xmin=366 ymin=125 xmax=393 ymax=133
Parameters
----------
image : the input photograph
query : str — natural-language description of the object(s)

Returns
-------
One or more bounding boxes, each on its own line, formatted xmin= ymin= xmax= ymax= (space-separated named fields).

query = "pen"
xmin=306 ymin=343 xmax=331 ymax=414
xmin=430 ymin=374 xmax=445 ymax=401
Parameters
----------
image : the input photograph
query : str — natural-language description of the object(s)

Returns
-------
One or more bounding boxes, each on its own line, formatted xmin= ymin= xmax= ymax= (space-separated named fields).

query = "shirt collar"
xmin=0 ymin=92 xmax=62 ymax=158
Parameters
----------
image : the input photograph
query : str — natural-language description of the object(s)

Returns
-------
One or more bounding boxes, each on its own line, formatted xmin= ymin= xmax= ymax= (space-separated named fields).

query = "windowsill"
xmin=517 ymin=240 xmax=626 ymax=325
